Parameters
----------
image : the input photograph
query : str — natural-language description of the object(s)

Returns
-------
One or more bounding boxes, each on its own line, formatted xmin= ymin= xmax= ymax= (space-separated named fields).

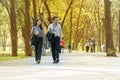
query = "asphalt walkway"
xmin=0 ymin=51 xmax=120 ymax=80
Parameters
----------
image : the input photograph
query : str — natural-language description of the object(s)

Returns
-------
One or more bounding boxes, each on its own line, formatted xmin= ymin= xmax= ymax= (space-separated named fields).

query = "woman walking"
xmin=31 ymin=18 xmax=43 ymax=64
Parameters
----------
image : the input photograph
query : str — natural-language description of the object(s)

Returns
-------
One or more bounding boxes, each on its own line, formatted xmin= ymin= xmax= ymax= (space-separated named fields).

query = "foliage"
xmin=0 ymin=0 xmax=119 ymax=56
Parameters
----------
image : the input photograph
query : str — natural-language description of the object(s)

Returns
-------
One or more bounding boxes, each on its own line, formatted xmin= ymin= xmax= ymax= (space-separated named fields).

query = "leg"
xmin=86 ymin=46 xmax=88 ymax=52
xmin=55 ymin=37 xmax=60 ymax=63
xmin=88 ymin=46 xmax=89 ymax=52
xmin=62 ymin=47 xmax=64 ymax=53
xmin=61 ymin=46 xmax=64 ymax=53
xmin=91 ymin=46 xmax=93 ymax=53
xmin=51 ymin=41 xmax=56 ymax=62
xmin=86 ymin=46 xmax=89 ymax=52
xmin=35 ymin=41 xmax=39 ymax=61
xmin=94 ymin=45 xmax=95 ymax=52
xmin=37 ymin=37 xmax=43 ymax=61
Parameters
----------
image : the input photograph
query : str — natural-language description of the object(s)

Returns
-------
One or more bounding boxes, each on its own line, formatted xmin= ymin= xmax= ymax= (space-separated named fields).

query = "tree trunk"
xmin=94 ymin=0 xmax=102 ymax=51
xmin=82 ymin=30 xmax=85 ymax=51
xmin=61 ymin=0 xmax=74 ymax=28
xmin=10 ymin=0 xmax=17 ymax=56
xmin=72 ymin=0 xmax=84 ymax=50
xmin=101 ymin=19 xmax=105 ymax=45
xmin=74 ymin=30 xmax=83 ymax=50
xmin=98 ymin=29 xmax=101 ymax=51
xmin=41 ymin=0 xmax=52 ymax=24
xmin=1 ymin=30 xmax=7 ymax=51
xmin=24 ymin=0 xmax=32 ymax=56
xmin=104 ymin=0 xmax=116 ymax=56
xmin=69 ymin=8 xmax=72 ymax=46
xmin=32 ymin=0 xmax=37 ymax=19
xmin=119 ymin=10 xmax=120 ymax=52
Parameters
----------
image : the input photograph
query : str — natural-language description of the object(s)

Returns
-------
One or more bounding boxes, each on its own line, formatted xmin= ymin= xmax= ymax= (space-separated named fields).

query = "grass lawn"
xmin=0 ymin=51 xmax=32 ymax=61
xmin=0 ymin=50 xmax=51 ymax=61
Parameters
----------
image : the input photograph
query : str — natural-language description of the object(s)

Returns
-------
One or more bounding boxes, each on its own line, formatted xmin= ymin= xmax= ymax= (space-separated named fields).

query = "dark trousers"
xmin=51 ymin=36 xmax=60 ymax=61
xmin=35 ymin=37 xmax=43 ymax=61
xmin=59 ymin=45 xmax=62 ymax=53
xmin=93 ymin=45 xmax=95 ymax=52
xmin=86 ymin=46 xmax=89 ymax=52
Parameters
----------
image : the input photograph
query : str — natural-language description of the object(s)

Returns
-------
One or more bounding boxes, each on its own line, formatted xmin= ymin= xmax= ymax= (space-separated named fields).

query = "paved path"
xmin=0 ymin=51 xmax=120 ymax=80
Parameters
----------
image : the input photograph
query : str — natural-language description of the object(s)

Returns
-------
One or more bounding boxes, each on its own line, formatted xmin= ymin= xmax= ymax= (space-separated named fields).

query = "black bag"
xmin=30 ymin=27 xmax=37 ymax=45
xmin=31 ymin=34 xmax=38 ymax=45
xmin=46 ymin=31 xmax=54 ymax=42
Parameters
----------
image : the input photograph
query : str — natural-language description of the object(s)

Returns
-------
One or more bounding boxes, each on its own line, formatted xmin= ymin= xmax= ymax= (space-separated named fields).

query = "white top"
xmin=48 ymin=23 xmax=62 ymax=38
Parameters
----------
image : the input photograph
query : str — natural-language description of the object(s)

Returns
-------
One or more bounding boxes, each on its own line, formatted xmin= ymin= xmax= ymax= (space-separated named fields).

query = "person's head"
xmin=34 ymin=18 xmax=43 ymax=30
xmin=34 ymin=18 xmax=42 ymax=26
xmin=52 ymin=16 xmax=59 ymax=24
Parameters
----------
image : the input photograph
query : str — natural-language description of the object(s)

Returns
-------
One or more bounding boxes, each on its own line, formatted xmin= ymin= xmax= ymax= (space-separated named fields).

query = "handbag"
xmin=31 ymin=34 xmax=38 ymax=45
xmin=30 ymin=27 xmax=38 ymax=45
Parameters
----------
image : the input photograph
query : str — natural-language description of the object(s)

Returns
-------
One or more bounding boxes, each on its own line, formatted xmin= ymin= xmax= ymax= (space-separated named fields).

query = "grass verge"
xmin=0 ymin=51 xmax=32 ymax=61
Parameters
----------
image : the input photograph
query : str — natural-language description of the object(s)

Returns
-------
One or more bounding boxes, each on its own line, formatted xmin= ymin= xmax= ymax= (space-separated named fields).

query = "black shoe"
xmin=36 ymin=60 xmax=40 ymax=64
xmin=38 ymin=60 xmax=41 ymax=64
xmin=56 ymin=59 xmax=60 ymax=63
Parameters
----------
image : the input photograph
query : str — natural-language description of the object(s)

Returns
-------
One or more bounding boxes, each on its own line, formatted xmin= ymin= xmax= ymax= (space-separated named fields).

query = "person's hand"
xmin=35 ymin=31 xmax=39 ymax=35
xmin=53 ymin=31 xmax=56 ymax=34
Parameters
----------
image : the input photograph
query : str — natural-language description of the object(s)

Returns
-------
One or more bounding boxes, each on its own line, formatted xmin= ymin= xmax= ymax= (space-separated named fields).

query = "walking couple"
xmin=30 ymin=16 xmax=62 ymax=64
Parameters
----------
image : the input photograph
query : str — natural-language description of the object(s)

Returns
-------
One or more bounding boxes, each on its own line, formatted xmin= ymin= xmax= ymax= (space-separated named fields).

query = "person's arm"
xmin=30 ymin=27 xmax=34 ymax=36
xmin=48 ymin=25 xmax=51 ymax=31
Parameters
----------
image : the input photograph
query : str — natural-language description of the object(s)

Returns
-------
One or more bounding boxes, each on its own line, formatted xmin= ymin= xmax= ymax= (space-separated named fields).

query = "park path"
xmin=0 ymin=51 xmax=120 ymax=80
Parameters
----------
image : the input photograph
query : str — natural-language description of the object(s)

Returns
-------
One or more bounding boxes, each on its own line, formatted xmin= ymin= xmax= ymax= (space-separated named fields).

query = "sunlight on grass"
xmin=0 ymin=51 xmax=32 ymax=61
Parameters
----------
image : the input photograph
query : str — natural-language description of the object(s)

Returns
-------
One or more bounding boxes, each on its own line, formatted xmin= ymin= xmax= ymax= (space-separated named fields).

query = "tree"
xmin=118 ymin=10 xmax=120 ymax=52
xmin=32 ymin=0 xmax=37 ymax=19
xmin=41 ymin=0 xmax=74 ymax=28
xmin=94 ymin=0 xmax=103 ymax=51
xmin=72 ymin=0 xmax=84 ymax=50
xmin=0 ymin=0 xmax=18 ymax=56
xmin=23 ymin=0 xmax=32 ymax=56
xmin=69 ymin=8 xmax=72 ymax=45
xmin=104 ymin=0 xmax=116 ymax=56
xmin=0 ymin=0 xmax=119 ymax=54
xmin=0 ymin=25 xmax=8 ymax=51
xmin=0 ymin=6 xmax=9 ymax=51
xmin=41 ymin=0 xmax=52 ymax=24
xmin=61 ymin=0 xmax=74 ymax=27
xmin=10 ymin=0 xmax=18 ymax=56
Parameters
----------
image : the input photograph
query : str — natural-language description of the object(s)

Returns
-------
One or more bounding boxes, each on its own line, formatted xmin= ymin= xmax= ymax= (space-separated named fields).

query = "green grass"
xmin=0 ymin=51 xmax=32 ymax=61
xmin=0 ymin=50 xmax=51 ymax=61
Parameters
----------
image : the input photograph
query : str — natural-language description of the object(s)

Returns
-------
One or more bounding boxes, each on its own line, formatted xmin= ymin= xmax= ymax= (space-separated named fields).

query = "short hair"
xmin=52 ymin=16 xmax=58 ymax=20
